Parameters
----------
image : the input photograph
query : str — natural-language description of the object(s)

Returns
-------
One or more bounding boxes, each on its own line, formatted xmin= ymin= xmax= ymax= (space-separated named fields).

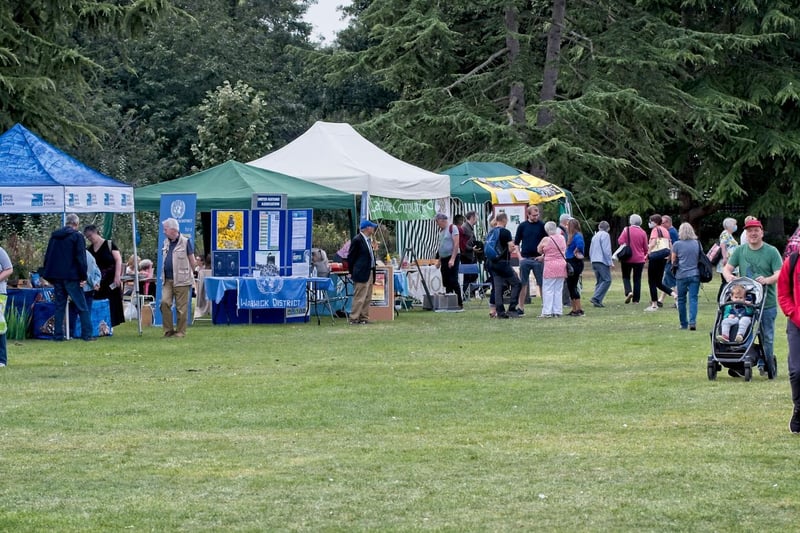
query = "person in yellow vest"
xmin=160 ymin=218 xmax=197 ymax=338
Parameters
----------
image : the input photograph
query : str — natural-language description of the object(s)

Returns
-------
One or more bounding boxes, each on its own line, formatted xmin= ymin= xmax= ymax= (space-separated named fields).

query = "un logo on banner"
xmin=256 ymin=276 xmax=283 ymax=295
xmin=170 ymin=200 xmax=186 ymax=219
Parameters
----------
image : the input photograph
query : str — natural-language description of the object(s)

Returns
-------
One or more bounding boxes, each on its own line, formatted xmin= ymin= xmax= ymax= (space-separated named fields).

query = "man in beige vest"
xmin=160 ymin=218 xmax=197 ymax=337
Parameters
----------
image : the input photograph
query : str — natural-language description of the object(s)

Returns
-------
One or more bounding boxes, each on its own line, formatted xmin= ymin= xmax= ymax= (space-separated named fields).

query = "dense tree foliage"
xmin=2 ymin=0 xmax=800 ymax=236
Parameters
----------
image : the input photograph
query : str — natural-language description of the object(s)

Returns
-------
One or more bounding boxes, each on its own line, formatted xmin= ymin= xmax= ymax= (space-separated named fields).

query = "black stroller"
xmin=706 ymin=277 xmax=777 ymax=381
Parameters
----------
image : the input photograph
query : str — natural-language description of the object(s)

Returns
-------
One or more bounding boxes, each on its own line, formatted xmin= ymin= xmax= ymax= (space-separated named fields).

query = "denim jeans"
xmin=760 ymin=305 xmax=777 ymax=361
xmin=52 ymin=279 xmax=92 ymax=339
xmin=676 ymin=275 xmax=700 ymax=328
xmin=591 ymin=262 xmax=611 ymax=304
xmin=0 ymin=333 xmax=6 ymax=365
xmin=518 ymin=257 xmax=544 ymax=297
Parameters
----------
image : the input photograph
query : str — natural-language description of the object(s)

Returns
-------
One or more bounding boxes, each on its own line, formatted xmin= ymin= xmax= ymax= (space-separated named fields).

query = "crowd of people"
xmin=3 ymin=209 xmax=800 ymax=434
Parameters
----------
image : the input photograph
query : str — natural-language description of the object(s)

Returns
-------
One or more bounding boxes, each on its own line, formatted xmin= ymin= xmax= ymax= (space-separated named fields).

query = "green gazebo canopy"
xmin=134 ymin=160 xmax=356 ymax=212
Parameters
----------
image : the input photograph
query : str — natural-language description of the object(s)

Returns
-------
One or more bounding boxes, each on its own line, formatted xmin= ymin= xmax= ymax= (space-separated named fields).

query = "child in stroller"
xmin=716 ymin=284 xmax=754 ymax=343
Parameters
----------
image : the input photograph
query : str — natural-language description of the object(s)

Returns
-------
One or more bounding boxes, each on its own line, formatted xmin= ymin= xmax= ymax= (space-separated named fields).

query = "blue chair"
xmin=459 ymin=262 xmax=491 ymax=303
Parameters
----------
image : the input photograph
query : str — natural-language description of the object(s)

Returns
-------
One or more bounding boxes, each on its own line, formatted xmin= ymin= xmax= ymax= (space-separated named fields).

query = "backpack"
xmin=459 ymin=226 xmax=471 ymax=254
xmin=484 ymin=227 xmax=502 ymax=261
xmin=697 ymin=241 xmax=714 ymax=283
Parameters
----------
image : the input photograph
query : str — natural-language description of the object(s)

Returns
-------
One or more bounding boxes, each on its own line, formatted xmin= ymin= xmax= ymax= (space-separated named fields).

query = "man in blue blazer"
xmin=348 ymin=219 xmax=378 ymax=324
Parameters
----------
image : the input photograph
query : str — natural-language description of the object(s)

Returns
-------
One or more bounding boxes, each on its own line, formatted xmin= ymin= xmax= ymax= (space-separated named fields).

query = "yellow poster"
xmin=216 ymin=211 xmax=245 ymax=250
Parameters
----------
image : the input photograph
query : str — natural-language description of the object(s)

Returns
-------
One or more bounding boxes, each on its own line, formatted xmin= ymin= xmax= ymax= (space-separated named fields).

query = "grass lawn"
xmin=0 ymin=279 xmax=797 ymax=531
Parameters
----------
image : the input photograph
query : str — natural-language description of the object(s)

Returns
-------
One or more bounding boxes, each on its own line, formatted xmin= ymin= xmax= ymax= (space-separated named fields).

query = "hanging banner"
xmin=153 ymin=193 xmax=197 ymax=327
xmin=0 ymin=187 xmax=64 ymax=213
xmin=368 ymin=196 xmax=439 ymax=220
xmin=473 ymin=174 xmax=565 ymax=205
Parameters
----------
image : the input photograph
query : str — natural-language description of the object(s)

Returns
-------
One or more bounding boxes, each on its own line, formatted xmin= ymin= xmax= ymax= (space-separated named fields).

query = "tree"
xmin=191 ymin=80 xmax=272 ymax=169
xmin=0 ymin=0 xmax=180 ymax=145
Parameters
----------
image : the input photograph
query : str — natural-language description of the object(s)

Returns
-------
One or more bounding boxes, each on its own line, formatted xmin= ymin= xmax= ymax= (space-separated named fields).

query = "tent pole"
xmin=131 ymin=213 xmax=142 ymax=335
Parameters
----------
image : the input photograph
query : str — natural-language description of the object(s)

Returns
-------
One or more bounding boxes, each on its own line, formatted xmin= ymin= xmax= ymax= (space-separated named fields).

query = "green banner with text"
xmin=368 ymin=196 xmax=437 ymax=220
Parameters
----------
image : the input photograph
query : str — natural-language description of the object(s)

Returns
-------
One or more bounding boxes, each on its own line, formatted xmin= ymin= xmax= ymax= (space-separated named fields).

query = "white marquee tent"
xmin=248 ymin=121 xmax=450 ymax=210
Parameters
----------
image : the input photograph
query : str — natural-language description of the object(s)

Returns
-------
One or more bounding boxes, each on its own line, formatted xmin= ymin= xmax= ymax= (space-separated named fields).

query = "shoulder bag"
xmin=697 ymin=240 xmax=714 ymax=283
xmin=648 ymin=228 xmax=671 ymax=260
xmin=615 ymin=227 xmax=633 ymax=261
xmin=553 ymin=238 xmax=574 ymax=276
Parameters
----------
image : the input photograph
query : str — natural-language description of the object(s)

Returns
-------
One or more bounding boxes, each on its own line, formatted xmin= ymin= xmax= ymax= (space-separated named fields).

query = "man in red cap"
xmin=723 ymin=217 xmax=782 ymax=377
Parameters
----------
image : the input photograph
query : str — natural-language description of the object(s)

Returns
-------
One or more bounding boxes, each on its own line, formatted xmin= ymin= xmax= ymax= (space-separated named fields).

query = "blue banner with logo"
xmin=236 ymin=277 xmax=307 ymax=309
xmin=154 ymin=193 xmax=197 ymax=326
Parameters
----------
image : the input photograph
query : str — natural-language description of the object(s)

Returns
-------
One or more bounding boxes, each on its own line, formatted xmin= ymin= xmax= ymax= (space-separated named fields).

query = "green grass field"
xmin=1 ymin=281 xmax=797 ymax=531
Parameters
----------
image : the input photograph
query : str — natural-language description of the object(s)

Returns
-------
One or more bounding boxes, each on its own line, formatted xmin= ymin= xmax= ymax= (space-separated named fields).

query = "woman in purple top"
xmin=617 ymin=214 xmax=650 ymax=304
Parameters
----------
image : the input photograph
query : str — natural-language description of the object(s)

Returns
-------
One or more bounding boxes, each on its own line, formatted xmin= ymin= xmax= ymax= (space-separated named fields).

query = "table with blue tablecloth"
xmin=204 ymin=276 xmax=334 ymax=324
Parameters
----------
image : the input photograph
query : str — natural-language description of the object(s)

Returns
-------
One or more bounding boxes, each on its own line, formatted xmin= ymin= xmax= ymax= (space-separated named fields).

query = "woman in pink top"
xmin=617 ymin=214 xmax=650 ymax=304
xmin=537 ymin=221 xmax=568 ymax=317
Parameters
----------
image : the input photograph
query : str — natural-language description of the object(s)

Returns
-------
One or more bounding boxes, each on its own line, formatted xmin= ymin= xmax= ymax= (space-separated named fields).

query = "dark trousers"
xmin=621 ymin=262 xmax=645 ymax=303
xmin=566 ymin=258 xmax=584 ymax=300
xmin=647 ymin=256 xmax=673 ymax=301
xmin=52 ymin=280 xmax=92 ymax=340
xmin=788 ymin=320 xmax=800 ymax=409
xmin=440 ymin=255 xmax=463 ymax=307
xmin=491 ymin=260 xmax=521 ymax=314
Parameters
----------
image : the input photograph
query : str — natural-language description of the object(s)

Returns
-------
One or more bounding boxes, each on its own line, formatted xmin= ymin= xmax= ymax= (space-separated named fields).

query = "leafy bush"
xmin=5 ymin=304 xmax=30 ymax=340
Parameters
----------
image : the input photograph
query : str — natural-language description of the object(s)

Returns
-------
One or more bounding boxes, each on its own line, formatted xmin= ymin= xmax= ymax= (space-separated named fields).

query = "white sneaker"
xmin=0 ymin=362 xmax=6 ymax=367
xmin=644 ymin=305 xmax=658 ymax=312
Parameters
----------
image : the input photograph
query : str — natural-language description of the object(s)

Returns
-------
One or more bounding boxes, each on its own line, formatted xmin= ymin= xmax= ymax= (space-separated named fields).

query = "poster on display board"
xmin=212 ymin=210 xmax=250 ymax=276
xmin=492 ymin=204 xmax=527 ymax=240
xmin=154 ymin=193 xmax=197 ymax=327
xmin=249 ymin=210 xmax=287 ymax=276
xmin=289 ymin=209 xmax=312 ymax=277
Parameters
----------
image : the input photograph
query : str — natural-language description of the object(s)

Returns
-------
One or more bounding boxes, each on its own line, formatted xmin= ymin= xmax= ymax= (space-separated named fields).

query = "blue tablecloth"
xmin=204 ymin=276 xmax=334 ymax=309
xmin=394 ymin=271 xmax=408 ymax=297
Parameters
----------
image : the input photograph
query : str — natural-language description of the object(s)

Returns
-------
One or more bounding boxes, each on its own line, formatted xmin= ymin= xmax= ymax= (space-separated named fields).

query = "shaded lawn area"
xmin=0 ymin=283 xmax=796 ymax=531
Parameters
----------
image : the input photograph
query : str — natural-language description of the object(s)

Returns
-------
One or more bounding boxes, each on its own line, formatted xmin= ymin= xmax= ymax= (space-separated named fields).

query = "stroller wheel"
xmin=707 ymin=361 xmax=717 ymax=381
xmin=744 ymin=363 xmax=753 ymax=382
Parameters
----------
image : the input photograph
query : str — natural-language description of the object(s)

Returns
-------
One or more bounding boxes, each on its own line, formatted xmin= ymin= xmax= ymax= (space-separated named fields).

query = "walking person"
xmin=618 ymin=214 xmax=649 ymax=304
xmin=43 ymin=213 xmax=95 ymax=341
xmin=671 ymin=222 xmax=701 ymax=331
xmin=589 ymin=221 xmax=613 ymax=307
xmin=159 ymin=217 xmax=197 ymax=338
xmin=488 ymin=212 xmax=521 ymax=318
xmin=716 ymin=217 xmax=739 ymax=300
xmin=348 ymin=219 xmax=378 ymax=325
xmin=723 ymin=217 xmax=782 ymax=375
xmin=644 ymin=214 xmax=674 ymax=311
xmin=0 ymin=245 xmax=14 ymax=366
xmin=658 ymin=215 xmax=679 ymax=307
xmin=434 ymin=213 xmax=463 ymax=310
xmin=777 ymin=249 xmax=800 ymax=432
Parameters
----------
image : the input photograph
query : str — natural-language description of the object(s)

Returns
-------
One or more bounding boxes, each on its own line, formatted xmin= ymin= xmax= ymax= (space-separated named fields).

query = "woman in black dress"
xmin=84 ymin=225 xmax=125 ymax=327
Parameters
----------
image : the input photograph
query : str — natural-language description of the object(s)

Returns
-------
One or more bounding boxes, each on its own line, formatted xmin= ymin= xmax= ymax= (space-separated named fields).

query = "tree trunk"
xmin=537 ymin=0 xmax=566 ymax=128
xmin=505 ymin=6 xmax=525 ymax=126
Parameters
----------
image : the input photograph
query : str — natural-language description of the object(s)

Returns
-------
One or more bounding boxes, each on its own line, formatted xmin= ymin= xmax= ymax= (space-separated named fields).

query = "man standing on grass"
xmin=348 ymin=219 xmax=377 ymax=325
xmin=489 ymin=212 xmax=521 ymax=319
xmin=514 ymin=205 xmax=547 ymax=316
xmin=723 ymin=217 xmax=782 ymax=377
xmin=0 ymin=245 xmax=13 ymax=367
xmin=43 ymin=213 xmax=94 ymax=342
xmin=160 ymin=217 xmax=197 ymax=338
xmin=435 ymin=213 xmax=463 ymax=310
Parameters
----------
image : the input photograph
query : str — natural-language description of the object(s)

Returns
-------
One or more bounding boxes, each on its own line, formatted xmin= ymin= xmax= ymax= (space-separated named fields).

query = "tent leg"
xmin=132 ymin=214 xmax=142 ymax=335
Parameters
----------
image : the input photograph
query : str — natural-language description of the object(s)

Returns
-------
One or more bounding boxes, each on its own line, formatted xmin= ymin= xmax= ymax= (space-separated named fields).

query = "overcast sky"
xmin=303 ymin=1 xmax=353 ymax=43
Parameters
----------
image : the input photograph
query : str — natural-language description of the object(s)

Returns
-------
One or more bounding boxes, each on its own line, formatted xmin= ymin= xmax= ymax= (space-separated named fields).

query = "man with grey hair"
xmin=43 ymin=213 xmax=94 ymax=341
xmin=160 ymin=217 xmax=197 ymax=338
xmin=435 ymin=213 xmax=463 ymax=309
xmin=589 ymin=221 xmax=613 ymax=307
